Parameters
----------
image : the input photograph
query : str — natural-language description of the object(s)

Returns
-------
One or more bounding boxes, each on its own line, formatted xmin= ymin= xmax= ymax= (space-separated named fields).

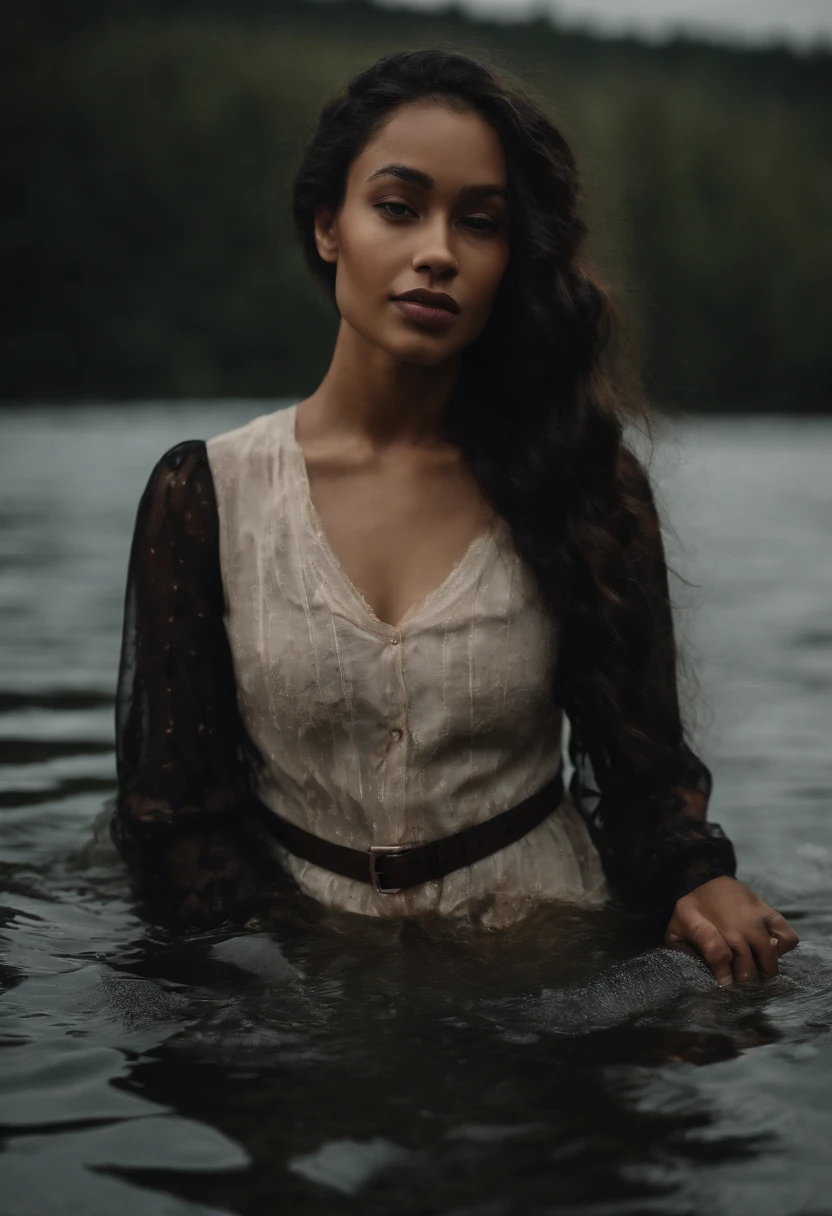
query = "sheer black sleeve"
xmin=562 ymin=453 xmax=738 ymax=920
xmin=112 ymin=440 xmax=270 ymax=925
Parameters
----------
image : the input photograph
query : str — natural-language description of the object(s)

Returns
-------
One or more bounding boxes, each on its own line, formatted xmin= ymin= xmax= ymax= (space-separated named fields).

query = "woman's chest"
xmin=302 ymin=451 xmax=495 ymax=632
xmin=221 ymin=495 xmax=560 ymax=751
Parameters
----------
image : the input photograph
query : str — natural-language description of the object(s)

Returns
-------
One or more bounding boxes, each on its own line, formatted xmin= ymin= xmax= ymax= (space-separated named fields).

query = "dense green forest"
xmin=3 ymin=0 xmax=831 ymax=409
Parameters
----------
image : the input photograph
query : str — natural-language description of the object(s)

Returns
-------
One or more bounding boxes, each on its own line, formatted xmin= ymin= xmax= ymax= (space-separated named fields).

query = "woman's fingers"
xmin=667 ymin=887 xmax=800 ymax=988
xmin=747 ymin=926 xmax=780 ymax=978
xmin=685 ymin=918 xmax=735 ymax=986
xmin=727 ymin=935 xmax=758 ymax=984
xmin=765 ymin=910 xmax=800 ymax=955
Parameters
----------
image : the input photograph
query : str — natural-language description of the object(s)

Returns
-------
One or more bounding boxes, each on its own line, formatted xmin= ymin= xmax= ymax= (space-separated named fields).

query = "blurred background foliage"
xmin=3 ymin=0 xmax=831 ymax=409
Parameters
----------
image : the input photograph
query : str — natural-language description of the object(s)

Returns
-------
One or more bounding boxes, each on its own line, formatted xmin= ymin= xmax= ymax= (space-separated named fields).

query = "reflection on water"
xmin=1 ymin=405 xmax=831 ymax=1215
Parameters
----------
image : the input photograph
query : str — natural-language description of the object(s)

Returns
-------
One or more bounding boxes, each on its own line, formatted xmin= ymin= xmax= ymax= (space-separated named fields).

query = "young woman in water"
xmin=112 ymin=48 xmax=798 ymax=985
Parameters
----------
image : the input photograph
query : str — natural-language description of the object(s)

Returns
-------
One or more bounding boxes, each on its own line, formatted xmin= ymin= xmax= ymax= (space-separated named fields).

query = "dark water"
xmin=1 ymin=404 xmax=831 ymax=1216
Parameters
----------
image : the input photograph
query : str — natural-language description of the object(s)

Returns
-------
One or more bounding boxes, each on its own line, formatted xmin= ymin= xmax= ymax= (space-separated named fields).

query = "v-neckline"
xmin=285 ymin=402 xmax=498 ymax=636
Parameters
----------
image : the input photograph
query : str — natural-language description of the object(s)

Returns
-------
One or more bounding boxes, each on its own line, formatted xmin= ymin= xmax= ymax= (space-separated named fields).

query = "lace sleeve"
xmin=562 ymin=452 xmax=738 ymax=919
xmin=112 ymin=440 xmax=269 ymax=924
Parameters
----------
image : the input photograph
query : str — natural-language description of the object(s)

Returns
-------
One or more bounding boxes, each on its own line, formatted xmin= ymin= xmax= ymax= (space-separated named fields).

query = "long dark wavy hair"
xmin=291 ymin=48 xmax=685 ymax=777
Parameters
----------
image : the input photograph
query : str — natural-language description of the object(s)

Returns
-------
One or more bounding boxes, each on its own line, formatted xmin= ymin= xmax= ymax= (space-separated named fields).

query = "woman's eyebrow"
xmin=365 ymin=162 xmax=508 ymax=201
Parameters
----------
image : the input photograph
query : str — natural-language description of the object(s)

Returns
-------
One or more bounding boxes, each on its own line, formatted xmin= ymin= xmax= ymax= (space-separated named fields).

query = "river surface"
xmin=1 ymin=403 xmax=831 ymax=1215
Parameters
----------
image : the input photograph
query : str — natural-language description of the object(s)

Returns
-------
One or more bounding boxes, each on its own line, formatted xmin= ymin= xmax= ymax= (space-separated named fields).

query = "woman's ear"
xmin=313 ymin=205 xmax=338 ymax=265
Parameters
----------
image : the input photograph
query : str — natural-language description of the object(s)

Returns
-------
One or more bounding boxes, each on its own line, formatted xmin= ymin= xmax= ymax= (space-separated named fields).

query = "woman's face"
xmin=314 ymin=101 xmax=511 ymax=366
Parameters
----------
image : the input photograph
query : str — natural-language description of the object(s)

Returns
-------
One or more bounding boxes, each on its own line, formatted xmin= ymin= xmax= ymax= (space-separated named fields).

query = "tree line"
xmin=3 ymin=0 xmax=831 ymax=409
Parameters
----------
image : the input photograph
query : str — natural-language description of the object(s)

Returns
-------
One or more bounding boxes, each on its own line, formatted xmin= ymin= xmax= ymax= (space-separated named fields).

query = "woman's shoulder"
xmin=205 ymin=405 xmax=292 ymax=468
xmin=141 ymin=405 xmax=292 ymax=506
xmin=204 ymin=406 xmax=296 ymax=515
xmin=149 ymin=437 xmax=209 ymax=474
xmin=128 ymin=438 xmax=216 ymax=563
xmin=138 ymin=439 xmax=213 ymax=517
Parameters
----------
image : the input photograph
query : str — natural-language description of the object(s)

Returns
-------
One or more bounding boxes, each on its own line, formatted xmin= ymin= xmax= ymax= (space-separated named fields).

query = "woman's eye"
xmin=376 ymin=202 xmax=414 ymax=219
xmin=374 ymin=202 xmax=499 ymax=233
xmin=463 ymin=216 xmax=499 ymax=233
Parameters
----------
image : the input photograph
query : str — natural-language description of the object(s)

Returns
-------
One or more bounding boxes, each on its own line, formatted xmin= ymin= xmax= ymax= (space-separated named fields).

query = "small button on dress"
xmin=206 ymin=404 xmax=610 ymax=927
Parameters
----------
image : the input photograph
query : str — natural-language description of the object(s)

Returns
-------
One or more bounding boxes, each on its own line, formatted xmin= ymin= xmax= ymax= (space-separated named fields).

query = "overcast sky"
xmin=377 ymin=0 xmax=832 ymax=47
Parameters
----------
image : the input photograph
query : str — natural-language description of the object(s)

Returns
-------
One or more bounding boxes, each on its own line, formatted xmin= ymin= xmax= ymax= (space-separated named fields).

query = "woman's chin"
xmin=382 ymin=336 xmax=460 ymax=368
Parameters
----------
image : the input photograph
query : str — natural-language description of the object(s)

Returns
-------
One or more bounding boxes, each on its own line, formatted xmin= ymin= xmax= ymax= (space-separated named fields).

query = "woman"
xmin=112 ymin=48 xmax=798 ymax=985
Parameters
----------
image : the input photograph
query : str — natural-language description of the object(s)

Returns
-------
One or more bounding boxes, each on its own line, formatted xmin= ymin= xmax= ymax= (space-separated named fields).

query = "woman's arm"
xmin=112 ymin=440 xmax=271 ymax=926
xmin=564 ymin=451 xmax=799 ymax=984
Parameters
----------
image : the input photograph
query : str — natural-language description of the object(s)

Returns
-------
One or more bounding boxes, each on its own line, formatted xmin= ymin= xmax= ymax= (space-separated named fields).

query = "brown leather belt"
xmin=253 ymin=769 xmax=565 ymax=894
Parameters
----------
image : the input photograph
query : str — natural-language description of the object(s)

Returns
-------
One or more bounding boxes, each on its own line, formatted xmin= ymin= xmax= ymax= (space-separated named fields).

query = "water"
xmin=1 ymin=403 xmax=831 ymax=1215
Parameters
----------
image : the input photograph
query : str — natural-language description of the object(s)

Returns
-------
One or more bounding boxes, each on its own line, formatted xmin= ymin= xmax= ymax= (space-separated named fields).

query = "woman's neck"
xmin=300 ymin=319 xmax=462 ymax=452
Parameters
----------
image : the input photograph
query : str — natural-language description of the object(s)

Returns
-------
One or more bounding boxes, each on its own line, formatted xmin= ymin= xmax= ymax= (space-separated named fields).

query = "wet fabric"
xmin=112 ymin=406 xmax=737 ymax=927
xmin=203 ymin=406 xmax=609 ymax=927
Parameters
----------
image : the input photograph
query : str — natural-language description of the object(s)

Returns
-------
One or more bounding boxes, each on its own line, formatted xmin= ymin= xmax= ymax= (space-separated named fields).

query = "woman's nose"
xmin=412 ymin=219 xmax=459 ymax=277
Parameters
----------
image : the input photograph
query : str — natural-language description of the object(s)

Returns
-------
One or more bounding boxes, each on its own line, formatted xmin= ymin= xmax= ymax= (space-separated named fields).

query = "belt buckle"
xmin=368 ymin=844 xmax=412 ymax=894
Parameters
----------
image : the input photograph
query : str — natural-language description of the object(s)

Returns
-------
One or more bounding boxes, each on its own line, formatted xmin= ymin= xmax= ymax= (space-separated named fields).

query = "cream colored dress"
xmin=206 ymin=404 xmax=610 ymax=928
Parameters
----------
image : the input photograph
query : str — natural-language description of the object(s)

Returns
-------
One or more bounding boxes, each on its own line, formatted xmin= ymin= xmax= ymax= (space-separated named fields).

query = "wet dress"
xmin=111 ymin=404 xmax=737 ymax=928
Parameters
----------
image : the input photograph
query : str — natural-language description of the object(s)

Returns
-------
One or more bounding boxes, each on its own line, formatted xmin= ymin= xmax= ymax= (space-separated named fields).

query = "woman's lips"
xmin=392 ymin=299 xmax=458 ymax=326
